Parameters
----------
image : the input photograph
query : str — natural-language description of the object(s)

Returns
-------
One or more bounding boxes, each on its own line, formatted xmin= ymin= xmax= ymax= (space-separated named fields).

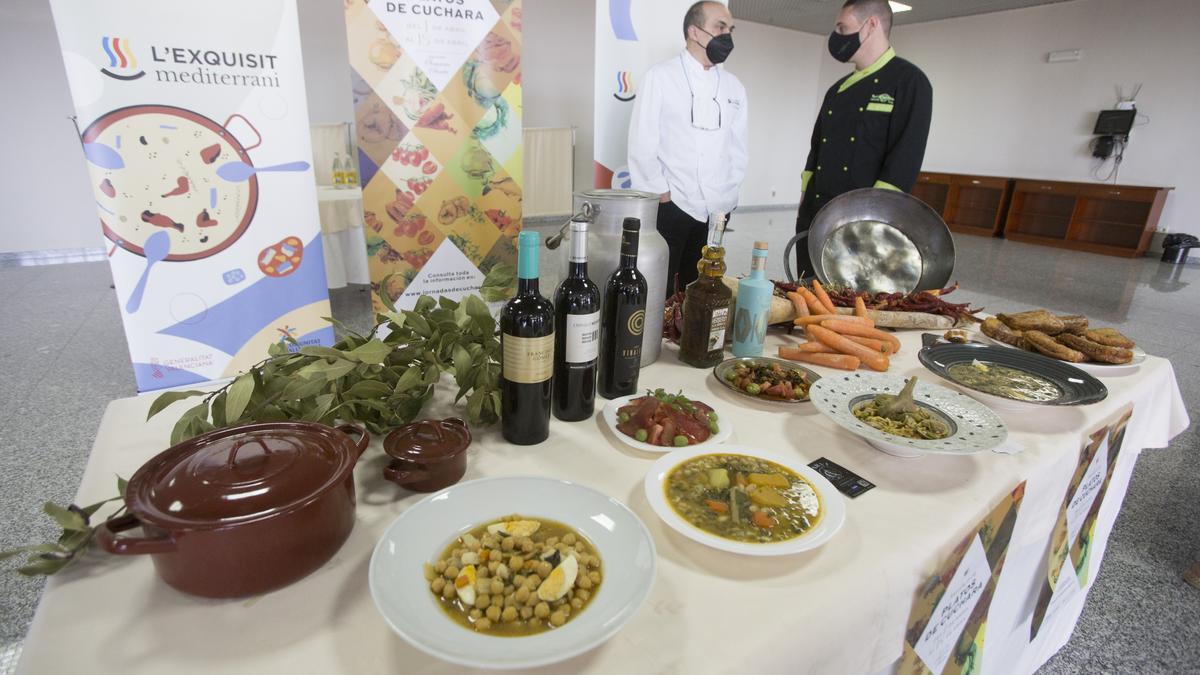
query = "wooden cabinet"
xmin=912 ymin=172 xmax=1012 ymax=237
xmin=1004 ymin=180 xmax=1171 ymax=258
xmin=911 ymin=172 xmax=1172 ymax=257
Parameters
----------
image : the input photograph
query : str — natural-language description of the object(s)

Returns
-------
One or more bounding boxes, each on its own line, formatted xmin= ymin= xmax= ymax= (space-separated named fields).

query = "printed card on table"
xmin=1029 ymin=406 xmax=1133 ymax=640
xmin=900 ymin=482 xmax=1026 ymax=675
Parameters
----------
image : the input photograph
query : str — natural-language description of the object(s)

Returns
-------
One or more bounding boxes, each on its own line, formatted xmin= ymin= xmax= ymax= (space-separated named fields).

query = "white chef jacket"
xmin=627 ymin=50 xmax=749 ymax=223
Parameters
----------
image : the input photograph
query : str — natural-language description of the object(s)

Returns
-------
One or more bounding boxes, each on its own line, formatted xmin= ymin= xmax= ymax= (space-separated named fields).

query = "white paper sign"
xmin=913 ymin=534 xmax=991 ymax=674
xmin=396 ymin=238 xmax=487 ymax=310
xmin=1066 ymin=444 xmax=1108 ymax=548
xmin=369 ymin=0 xmax=499 ymax=90
xmin=1043 ymin=551 xmax=1083 ymax=630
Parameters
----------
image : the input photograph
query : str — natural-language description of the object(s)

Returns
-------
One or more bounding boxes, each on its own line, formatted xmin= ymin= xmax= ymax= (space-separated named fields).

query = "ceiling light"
xmin=889 ymin=2 xmax=913 ymax=12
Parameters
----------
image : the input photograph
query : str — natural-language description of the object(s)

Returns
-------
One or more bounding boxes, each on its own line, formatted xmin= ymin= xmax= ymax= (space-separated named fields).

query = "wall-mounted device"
xmin=1091 ymin=109 xmax=1135 ymax=159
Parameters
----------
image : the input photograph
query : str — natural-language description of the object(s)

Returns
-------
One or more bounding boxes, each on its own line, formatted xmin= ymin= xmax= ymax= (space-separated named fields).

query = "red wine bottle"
xmin=553 ymin=218 xmax=601 ymax=421
xmin=598 ymin=218 xmax=648 ymax=399
xmin=501 ymin=231 xmax=555 ymax=444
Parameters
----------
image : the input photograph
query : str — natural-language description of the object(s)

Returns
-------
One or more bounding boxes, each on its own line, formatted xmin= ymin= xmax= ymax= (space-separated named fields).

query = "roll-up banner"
xmin=594 ymin=0 xmax=721 ymax=188
xmin=49 ymin=0 xmax=332 ymax=392
xmin=343 ymin=0 xmax=523 ymax=312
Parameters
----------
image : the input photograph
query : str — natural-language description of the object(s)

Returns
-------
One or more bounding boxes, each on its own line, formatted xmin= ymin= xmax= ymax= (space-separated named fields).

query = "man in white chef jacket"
xmin=628 ymin=0 xmax=749 ymax=297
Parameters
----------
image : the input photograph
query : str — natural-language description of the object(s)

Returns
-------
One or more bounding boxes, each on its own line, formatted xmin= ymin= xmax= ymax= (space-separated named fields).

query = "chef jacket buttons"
xmin=822 ymin=137 xmax=827 ymax=143
xmin=851 ymin=136 xmax=856 ymax=142
xmin=859 ymin=107 xmax=864 ymax=112
xmin=843 ymin=166 xmax=848 ymax=172
xmin=827 ymin=110 xmax=833 ymax=115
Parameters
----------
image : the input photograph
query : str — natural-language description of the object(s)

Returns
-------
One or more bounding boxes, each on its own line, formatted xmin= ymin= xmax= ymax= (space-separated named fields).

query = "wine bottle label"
xmin=565 ymin=311 xmax=601 ymax=363
xmin=615 ymin=305 xmax=644 ymax=365
xmin=503 ymin=333 xmax=554 ymax=383
xmin=706 ymin=307 xmax=728 ymax=352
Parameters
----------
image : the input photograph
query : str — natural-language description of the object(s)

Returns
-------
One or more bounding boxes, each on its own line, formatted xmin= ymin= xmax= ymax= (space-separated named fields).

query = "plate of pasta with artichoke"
xmin=809 ymin=373 xmax=1008 ymax=458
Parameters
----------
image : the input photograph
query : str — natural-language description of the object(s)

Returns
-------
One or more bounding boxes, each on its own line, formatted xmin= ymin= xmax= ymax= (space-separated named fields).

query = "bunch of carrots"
xmin=779 ymin=280 xmax=901 ymax=372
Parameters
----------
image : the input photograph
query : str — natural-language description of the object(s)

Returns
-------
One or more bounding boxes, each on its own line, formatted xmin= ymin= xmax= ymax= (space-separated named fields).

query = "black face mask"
xmin=828 ymin=28 xmax=862 ymax=63
xmin=696 ymin=28 xmax=734 ymax=64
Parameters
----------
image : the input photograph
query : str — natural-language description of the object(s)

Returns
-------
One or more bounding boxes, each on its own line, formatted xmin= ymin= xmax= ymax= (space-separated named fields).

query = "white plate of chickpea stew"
xmin=644 ymin=447 xmax=846 ymax=556
xmin=369 ymin=476 xmax=657 ymax=670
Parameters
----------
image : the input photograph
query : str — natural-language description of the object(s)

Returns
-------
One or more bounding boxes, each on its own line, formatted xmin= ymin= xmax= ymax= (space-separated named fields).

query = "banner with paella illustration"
xmin=594 ymin=0 xmax=722 ymax=188
xmin=1029 ymin=407 xmax=1133 ymax=641
xmin=50 ymin=0 xmax=331 ymax=392
xmin=900 ymin=482 xmax=1026 ymax=675
xmin=344 ymin=0 xmax=522 ymax=311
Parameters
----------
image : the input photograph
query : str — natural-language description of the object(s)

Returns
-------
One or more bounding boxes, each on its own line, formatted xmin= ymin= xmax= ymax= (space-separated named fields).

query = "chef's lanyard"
xmin=680 ymin=55 xmax=722 ymax=132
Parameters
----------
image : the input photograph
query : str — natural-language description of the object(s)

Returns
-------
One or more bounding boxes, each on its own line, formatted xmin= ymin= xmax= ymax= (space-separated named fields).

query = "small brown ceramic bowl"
xmin=382 ymin=418 xmax=471 ymax=492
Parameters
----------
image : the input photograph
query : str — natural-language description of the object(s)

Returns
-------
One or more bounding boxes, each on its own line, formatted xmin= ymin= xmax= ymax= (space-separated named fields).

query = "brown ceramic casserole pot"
xmin=382 ymin=417 xmax=471 ymax=492
xmin=98 ymin=421 xmax=369 ymax=598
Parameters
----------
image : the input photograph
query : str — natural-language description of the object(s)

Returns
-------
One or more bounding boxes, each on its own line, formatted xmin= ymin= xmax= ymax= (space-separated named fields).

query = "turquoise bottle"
xmin=731 ymin=242 xmax=772 ymax=358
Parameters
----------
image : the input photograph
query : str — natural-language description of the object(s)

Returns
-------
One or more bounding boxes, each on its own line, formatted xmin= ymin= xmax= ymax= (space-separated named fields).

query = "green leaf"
xmin=57 ymin=528 xmax=92 ymax=551
xmin=324 ymin=316 xmax=365 ymax=342
xmin=413 ymin=296 xmax=437 ymax=313
xmin=345 ymin=380 xmax=394 ymax=399
xmin=0 ymin=543 xmax=66 ymax=561
xmin=117 ymin=475 xmax=128 ymax=495
xmin=466 ymin=389 xmax=486 ymax=423
xmin=300 ymin=345 xmax=351 ymax=361
xmin=18 ymin=556 xmax=72 ymax=577
xmin=43 ymin=503 xmax=87 ymax=532
xmin=482 ymin=263 xmax=515 ymax=291
xmin=170 ymin=402 xmax=210 ymax=445
xmin=224 ymin=374 xmax=256 ymax=423
xmin=146 ymin=390 xmax=206 ymax=421
xmin=211 ymin=391 xmax=228 ymax=427
xmin=79 ymin=495 xmax=122 ymax=519
xmin=267 ymin=340 xmax=289 ymax=357
xmin=281 ymin=376 xmax=328 ymax=401
xmin=422 ymin=364 xmax=442 ymax=386
xmin=394 ymin=366 xmax=423 ymax=393
xmin=302 ymin=393 xmax=336 ymax=422
xmin=480 ymin=287 xmax=511 ymax=303
xmin=348 ymin=340 xmax=394 ymax=365
xmin=452 ymin=345 xmax=473 ymax=383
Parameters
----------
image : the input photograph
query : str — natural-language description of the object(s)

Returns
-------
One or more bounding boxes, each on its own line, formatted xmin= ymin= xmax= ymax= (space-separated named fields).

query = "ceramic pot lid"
xmin=384 ymin=418 xmax=471 ymax=462
xmin=127 ymin=422 xmax=362 ymax=529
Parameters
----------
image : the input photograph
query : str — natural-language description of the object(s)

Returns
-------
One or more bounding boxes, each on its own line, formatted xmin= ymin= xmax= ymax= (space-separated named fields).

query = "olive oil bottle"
xmin=679 ymin=213 xmax=732 ymax=368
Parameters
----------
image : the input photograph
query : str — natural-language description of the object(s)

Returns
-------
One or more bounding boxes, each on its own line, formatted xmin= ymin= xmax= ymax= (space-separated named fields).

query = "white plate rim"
xmin=809 ymin=373 xmax=1009 ymax=455
xmin=368 ymin=476 xmax=657 ymax=670
xmin=601 ymin=390 xmax=732 ymax=454
xmin=643 ymin=445 xmax=846 ymax=556
xmin=973 ymin=314 xmax=1145 ymax=374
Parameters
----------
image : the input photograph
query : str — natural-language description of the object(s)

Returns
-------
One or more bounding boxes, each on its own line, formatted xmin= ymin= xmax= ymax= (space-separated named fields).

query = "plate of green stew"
xmin=809 ymin=372 xmax=1008 ymax=458
xmin=644 ymin=447 xmax=845 ymax=555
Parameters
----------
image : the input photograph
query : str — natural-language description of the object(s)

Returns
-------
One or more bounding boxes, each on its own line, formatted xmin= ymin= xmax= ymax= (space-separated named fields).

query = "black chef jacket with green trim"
xmin=800 ymin=49 xmax=933 ymax=210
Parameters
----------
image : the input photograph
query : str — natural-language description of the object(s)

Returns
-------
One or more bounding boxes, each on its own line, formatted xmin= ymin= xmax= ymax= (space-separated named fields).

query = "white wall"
xmin=523 ymin=0 xmax=823 ymax=210
xmin=876 ymin=0 xmax=1199 ymax=236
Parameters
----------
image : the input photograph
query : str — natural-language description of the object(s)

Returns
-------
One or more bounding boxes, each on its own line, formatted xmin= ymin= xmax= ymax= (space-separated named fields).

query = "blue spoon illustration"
xmin=126 ymin=230 xmax=170 ymax=314
xmin=82 ymin=142 xmax=124 ymax=170
xmin=216 ymin=160 xmax=310 ymax=182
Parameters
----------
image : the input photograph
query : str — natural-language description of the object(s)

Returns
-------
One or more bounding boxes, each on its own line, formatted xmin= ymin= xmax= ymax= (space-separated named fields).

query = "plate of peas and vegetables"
xmin=713 ymin=357 xmax=820 ymax=404
xmin=601 ymin=389 xmax=731 ymax=454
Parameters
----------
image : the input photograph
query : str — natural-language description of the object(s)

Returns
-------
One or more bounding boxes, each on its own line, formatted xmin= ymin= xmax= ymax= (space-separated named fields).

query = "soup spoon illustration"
xmin=126 ymin=230 xmax=170 ymax=314
xmin=82 ymin=142 xmax=124 ymax=170
xmin=216 ymin=160 xmax=310 ymax=182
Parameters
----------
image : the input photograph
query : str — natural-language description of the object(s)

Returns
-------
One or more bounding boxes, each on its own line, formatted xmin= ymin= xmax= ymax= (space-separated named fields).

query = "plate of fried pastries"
xmin=977 ymin=310 xmax=1145 ymax=374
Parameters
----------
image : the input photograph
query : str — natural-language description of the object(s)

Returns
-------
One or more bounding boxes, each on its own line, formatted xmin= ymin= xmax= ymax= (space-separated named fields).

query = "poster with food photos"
xmin=49 ymin=0 xmax=332 ymax=392
xmin=344 ymin=0 xmax=522 ymax=311
xmin=900 ymin=482 xmax=1026 ymax=675
xmin=1029 ymin=407 xmax=1132 ymax=640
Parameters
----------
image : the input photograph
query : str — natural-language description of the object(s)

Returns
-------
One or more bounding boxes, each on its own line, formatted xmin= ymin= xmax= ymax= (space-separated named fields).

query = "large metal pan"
xmin=784 ymin=188 xmax=955 ymax=293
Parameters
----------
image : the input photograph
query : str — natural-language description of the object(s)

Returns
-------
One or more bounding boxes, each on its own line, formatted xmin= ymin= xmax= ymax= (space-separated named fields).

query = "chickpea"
xmin=524 ymin=560 xmax=539 ymax=572
xmin=496 ymin=563 xmax=511 ymax=580
xmin=486 ymin=605 xmax=501 ymax=622
xmin=461 ymin=551 xmax=479 ymax=566
xmin=513 ymin=574 xmax=526 ymax=587
xmin=501 ymin=537 xmax=515 ymax=551
xmin=526 ymin=574 xmax=541 ymax=589
xmin=520 ymin=606 xmax=533 ymax=620
xmin=431 ymin=578 xmax=446 ymax=593
xmin=470 ymin=608 xmax=482 ymax=620
xmin=577 ymin=575 xmax=592 ymax=590
xmin=452 ymin=547 xmax=464 ymax=558
xmin=515 ymin=587 xmax=531 ymax=603
xmin=490 ymin=579 xmax=504 ymax=595
xmin=546 ymin=537 xmax=559 ymax=547
xmin=502 ymin=606 xmax=518 ymax=623
xmin=478 ymin=566 xmax=490 ymax=579
xmin=490 ymin=549 xmax=502 ymax=564
xmin=463 ymin=534 xmax=481 ymax=551
xmin=562 ymin=533 xmax=576 ymax=546
xmin=475 ymin=594 xmax=490 ymax=609
xmin=508 ymin=556 xmax=524 ymax=570
xmin=442 ymin=584 xmax=457 ymax=600
xmin=549 ymin=611 xmax=566 ymax=627
xmin=481 ymin=534 xmax=498 ymax=549
xmin=571 ymin=597 xmax=583 ymax=610
xmin=588 ymin=571 xmax=600 ymax=584
xmin=537 ymin=561 xmax=552 ymax=578
xmin=534 ymin=602 xmax=550 ymax=618
xmin=475 ymin=579 xmax=489 ymax=595
xmin=423 ymin=563 xmax=435 ymax=581
xmin=444 ymin=565 xmax=459 ymax=580
xmin=521 ymin=540 xmax=535 ymax=554
xmin=434 ymin=560 xmax=447 ymax=574
xmin=574 ymin=542 xmax=585 ymax=552
xmin=476 ymin=618 xmax=492 ymax=631
xmin=577 ymin=589 xmax=590 ymax=602
xmin=504 ymin=594 xmax=517 ymax=609
xmin=488 ymin=561 xmax=499 ymax=574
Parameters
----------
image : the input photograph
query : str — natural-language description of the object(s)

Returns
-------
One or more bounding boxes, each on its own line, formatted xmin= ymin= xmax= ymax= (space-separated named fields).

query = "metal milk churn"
xmin=546 ymin=189 xmax=669 ymax=366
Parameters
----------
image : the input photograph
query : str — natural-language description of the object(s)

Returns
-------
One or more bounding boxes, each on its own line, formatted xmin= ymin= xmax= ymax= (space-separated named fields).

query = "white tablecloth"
xmin=317 ymin=186 xmax=369 ymax=288
xmin=17 ymin=333 xmax=1189 ymax=675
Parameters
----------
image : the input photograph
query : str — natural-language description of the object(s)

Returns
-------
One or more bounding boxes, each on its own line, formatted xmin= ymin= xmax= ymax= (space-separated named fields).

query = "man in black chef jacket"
xmin=794 ymin=0 xmax=932 ymax=277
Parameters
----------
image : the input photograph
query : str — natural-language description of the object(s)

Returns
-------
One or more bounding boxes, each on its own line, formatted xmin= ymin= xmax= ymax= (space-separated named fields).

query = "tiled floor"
xmin=1 ymin=211 xmax=1196 ymax=672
